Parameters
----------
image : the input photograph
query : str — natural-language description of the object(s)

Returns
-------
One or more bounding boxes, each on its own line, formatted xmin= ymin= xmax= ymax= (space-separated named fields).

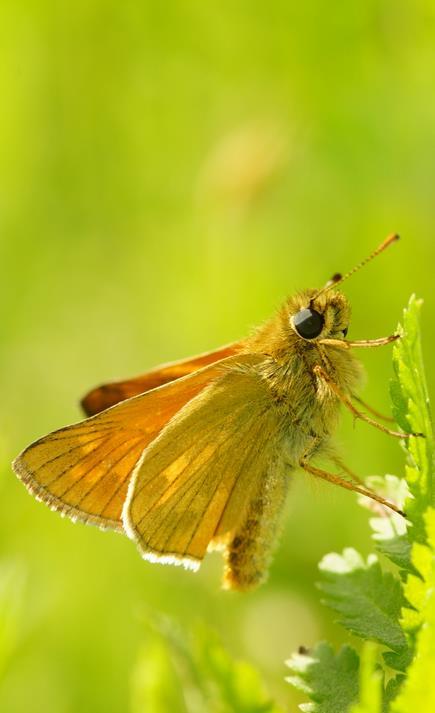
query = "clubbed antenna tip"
xmin=314 ymin=233 xmax=400 ymax=299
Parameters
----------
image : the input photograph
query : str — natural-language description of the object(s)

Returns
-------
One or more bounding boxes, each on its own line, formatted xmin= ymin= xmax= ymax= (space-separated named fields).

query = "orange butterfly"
xmin=13 ymin=235 xmax=420 ymax=591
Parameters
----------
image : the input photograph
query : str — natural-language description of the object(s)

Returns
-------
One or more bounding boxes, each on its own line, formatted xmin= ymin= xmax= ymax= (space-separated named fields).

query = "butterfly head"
xmin=288 ymin=234 xmax=400 ymax=345
xmin=288 ymin=289 xmax=350 ymax=342
xmin=246 ymin=234 xmax=399 ymax=357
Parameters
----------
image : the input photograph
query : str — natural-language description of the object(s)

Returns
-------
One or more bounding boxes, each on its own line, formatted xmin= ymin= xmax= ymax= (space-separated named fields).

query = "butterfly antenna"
xmin=313 ymin=233 xmax=400 ymax=300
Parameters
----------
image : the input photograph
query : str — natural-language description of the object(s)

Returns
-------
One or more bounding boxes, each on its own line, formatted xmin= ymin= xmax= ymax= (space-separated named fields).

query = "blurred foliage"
xmin=1 ymin=2 xmax=435 ymax=712
xmin=0 ymin=563 xmax=24 ymax=682
xmin=132 ymin=617 xmax=283 ymax=713
xmin=287 ymin=298 xmax=435 ymax=711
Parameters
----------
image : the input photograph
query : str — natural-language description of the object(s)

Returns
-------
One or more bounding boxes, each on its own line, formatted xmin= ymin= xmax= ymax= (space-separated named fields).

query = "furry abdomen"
xmin=222 ymin=453 xmax=289 ymax=591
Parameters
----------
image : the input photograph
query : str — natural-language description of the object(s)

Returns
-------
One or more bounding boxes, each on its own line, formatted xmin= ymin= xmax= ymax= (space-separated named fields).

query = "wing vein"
xmin=132 ymin=402 xmax=247 ymax=502
xmin=185 ymin=418 xmax=267 ymax=554
xmin=57 ymin=438 xmax=138 ymax=498
xmin=134 ymin=405 xmax=248 ymax=531
xmin=78 ymin=438 xmax=144 ymax=510
xmin=142 ymin=409 xmax=257 ymax=554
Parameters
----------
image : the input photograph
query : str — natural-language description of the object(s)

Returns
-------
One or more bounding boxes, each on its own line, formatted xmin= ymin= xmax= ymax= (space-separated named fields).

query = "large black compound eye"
xmin=293 ymin=308 xmax=324 ymax=339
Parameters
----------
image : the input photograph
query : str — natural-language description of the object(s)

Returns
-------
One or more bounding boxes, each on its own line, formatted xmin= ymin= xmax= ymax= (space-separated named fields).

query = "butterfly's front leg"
xmin=323 ymin=449 xmax=366 ymax=488
xmin=301 ymin=437 xmax=367 ymax=489
xmin=313 ymin=365 xmax=424 ymax=439
xmin=298 ymin=433 xmax=405 ymax=516
xmin=298 ymin=456 xmax=405 ymax=517
xmin=351 ymin=394 xmax=394 ymax=423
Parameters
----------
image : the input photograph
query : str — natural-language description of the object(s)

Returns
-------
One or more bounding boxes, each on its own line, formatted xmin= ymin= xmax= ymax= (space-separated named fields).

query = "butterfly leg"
xmin=313 ymin=365 xmax=424 ymax=439
xmin=319 ymin=334 xmax=400 ymax=349
xmin=351 ymin=394 xmax=394 ymax=423
xmin=299 ymin=459 xmax=405 ymax=516
xmin=302 ymin=439 xmax=368 ymax=490
xmin=329 ymin=453 xmax=366 ymax=487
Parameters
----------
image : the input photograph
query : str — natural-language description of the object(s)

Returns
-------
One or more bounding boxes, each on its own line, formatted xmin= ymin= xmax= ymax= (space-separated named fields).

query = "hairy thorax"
xmin=255 ymin=342 xmax=364 ymax=468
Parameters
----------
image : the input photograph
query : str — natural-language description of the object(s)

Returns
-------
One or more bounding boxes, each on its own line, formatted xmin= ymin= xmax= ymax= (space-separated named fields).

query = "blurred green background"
xmin=1 ymin=2 xmax=435 ymax=711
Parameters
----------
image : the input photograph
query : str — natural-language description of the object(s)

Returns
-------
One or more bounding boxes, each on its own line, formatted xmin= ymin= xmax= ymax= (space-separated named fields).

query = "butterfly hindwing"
xmin=123 ymin=354 xmax=285 ymax=575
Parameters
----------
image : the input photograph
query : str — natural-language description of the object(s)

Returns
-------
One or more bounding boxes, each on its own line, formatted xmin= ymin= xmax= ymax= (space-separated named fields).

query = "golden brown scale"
xmin=13 ymin=235 xmax=423 ymax=591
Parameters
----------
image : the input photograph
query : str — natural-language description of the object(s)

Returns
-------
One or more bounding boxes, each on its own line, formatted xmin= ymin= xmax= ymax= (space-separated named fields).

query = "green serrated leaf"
xmin=318 ymin=549 xmax=407 ymax=654
xmin=383 ymin=675 xmax=405 ymax=712
xmin=286 ymin=642 xmax=359 ymax=713
xmin=382 ymin=646 xmax=413 ymax=673
xmin=399 ymin=543 xmax=431 ymax=635
xmin=390 ymin=295 xmax=434 ymax=542
xmin=375 ymin=536 xmax=416 ymax=578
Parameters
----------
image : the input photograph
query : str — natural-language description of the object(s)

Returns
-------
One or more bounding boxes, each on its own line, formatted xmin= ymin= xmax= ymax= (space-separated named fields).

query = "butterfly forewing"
xmin=81 ymin=342 xmax=242 ymax=416
xmin=13 ymin=357 xmax=240 ymax=530
xmin=123 ymin=355 xmax=284 ymax=573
